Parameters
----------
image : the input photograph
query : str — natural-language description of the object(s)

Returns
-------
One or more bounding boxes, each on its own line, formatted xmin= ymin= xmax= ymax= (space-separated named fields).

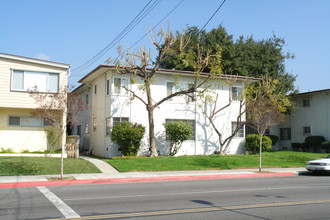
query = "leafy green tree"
xmin=245 ymin=77 xmax=292 ymax=171
xmin=161 ymin=25 xmax=296 ymax=94
xmin=164 ymin=121 xmax=192 ymax=156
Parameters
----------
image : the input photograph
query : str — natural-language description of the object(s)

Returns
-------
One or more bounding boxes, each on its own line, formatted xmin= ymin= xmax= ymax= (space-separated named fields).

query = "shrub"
xmin=111 ymin=122 xmax=146 ymax=156
xmin=45 ymin=126 xmax=61 ymax=154
xmin=164 ymin=121 xmax=192 ymax=156
xmin=291 ymin=143 xmax=300 ymax=151
xmin=245 ymin=134 xmax=272 ymax=155
xmin=305 ymin=135 xmax=325 ymax=153
xmin=266 ymin=135 xmax=279 ymax=145
xmin=305 ymin=136 xmax=325 ymax=147
xmin=321 ymin=141 xmax=330 ymax=153
xmin=0 ymin=147 xmax=14 ymax=153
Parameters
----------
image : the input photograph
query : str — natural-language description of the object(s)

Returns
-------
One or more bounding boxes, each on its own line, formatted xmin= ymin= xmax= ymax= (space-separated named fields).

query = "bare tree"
xmin=30 ymin=86 xmax=83 ymax=178
xmin=200 ymin=77 xmax=248 ymax=155
xmin=108 ymin=25 xmax=219 ymax=157
xmin=245 ymin=77 xmax=292 ymax=172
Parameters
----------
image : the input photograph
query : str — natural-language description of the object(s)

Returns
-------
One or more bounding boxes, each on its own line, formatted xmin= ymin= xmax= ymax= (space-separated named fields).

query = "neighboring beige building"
xmin=0 ymin=52 xmax=70 ymax=152
xmin=270 ymin=88 xmax=330 ymax=150
xmin=72 ymin=65 xmax=259 ymax=158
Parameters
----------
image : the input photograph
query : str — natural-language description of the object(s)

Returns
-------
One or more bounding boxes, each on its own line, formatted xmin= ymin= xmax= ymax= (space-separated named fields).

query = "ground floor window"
xmin=232 ymin=121 xmax=245 ymax=137
xmin=8 ymin=116 xmax=48 ymax=127
xmin=112 ymin=117 xmax=129 ymax=128
xmin=280 ymin=128 xmax=291 ymax=140
xmin=165 ymin=119 xmax=195 ymax=140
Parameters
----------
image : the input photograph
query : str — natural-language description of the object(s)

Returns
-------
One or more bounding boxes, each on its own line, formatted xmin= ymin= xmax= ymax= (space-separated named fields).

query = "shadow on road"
xmin=298 ymin=171 xmax=330 ymax=177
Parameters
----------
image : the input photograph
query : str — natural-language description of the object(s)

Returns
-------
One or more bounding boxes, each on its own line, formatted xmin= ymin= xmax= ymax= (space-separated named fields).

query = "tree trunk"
xmin=148 ymin=106 xmax=158 ymax=157
xmin=61 ymin=142 xmax=64 ymax=179
xmin=145 ymin=81 xmax=158 ymax=157
xmin=259 ymin=134 xmax=262 ymax=172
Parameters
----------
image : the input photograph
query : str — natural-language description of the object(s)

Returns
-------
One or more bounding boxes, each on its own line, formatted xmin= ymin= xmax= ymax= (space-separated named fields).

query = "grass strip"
xmin=0 ymin=157 xmax=101 ymax=176
xmin=107 ymin=151 xmax=329 ymax=172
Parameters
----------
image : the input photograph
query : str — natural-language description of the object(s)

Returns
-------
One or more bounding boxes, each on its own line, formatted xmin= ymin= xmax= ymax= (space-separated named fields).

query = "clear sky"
xmin=1 ymin=0 xmax=329 ymax=92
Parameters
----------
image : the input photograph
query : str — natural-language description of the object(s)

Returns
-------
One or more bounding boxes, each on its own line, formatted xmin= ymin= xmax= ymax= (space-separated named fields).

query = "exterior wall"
xmin=274 ymin=90 xmax=330 ymax=149
xmin=0 ymin=57 xmax=67 ymax=108
xmin=0 ymin=108 xmax=47 ymax=152
xmin=0 ymin=54 xmax=69 ymax=153
xmin=75 ymin=68 xmax=248 ymax=157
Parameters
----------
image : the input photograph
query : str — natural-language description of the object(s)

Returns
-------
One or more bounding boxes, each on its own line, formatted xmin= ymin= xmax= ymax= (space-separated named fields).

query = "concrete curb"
xmin=0 ymin=172 xmax=295 ymax=189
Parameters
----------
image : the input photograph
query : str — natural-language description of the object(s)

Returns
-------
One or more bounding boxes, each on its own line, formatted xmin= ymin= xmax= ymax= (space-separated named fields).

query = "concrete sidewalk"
xmin=0 ymin=155 xmax=306 ymax=188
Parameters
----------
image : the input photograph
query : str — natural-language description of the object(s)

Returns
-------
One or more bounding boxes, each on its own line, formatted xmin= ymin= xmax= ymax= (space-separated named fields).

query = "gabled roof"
xmin=78 ymin=64 xmax=261 ymax=84
xmin=0 ymin=52 xmax=70 ymax=69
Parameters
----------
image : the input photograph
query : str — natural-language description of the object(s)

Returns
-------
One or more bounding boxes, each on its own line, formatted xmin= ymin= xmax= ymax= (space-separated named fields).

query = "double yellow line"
xmin=53 ymin=199 xmax=330 ymax=220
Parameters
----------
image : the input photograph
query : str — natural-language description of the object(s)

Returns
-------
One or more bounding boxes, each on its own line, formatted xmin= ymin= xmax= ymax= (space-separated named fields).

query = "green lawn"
xmin=107 ymin=151 xmax=329 ymax=172
xmin=0 ymin=157 xmax=101 ymax=176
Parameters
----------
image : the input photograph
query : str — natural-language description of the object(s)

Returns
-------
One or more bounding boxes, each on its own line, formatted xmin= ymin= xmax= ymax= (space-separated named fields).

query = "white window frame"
xmin=232 ymin=86 xmax=243 ymax=101
xmin=94 ymin=84 xmax=97 ymax=95
xmin=8 ymin=115 xmax=48 ymax=127
xmin=303 ymin=126 xmax=311 ymax=135
xmin=11 ymin=69 xmax=59 ymax=93
xmin=106 ymin=117 xmax=111 ymax=135
xmin=166 ymin=81 xmax=194 ymax=103
xmin=165 ymin=119 xmax=196 ymax=140
xmin=232 ymin=121 xmax=245 ymax=138
xmin=106 ymin=79 xmax=111 ymax=96
xmin=84 ymin=123 xmax=89 ymax=134
xmin=112 ymin=117 xmax=129 ymax=128
xmin=113 ymin=77 xmax=130 ymax=95
xmin=302 ymin=99 xmax=310 ymax=107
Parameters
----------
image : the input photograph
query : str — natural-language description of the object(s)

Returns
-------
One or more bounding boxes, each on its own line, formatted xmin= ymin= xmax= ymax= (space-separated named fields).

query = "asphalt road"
xmin=1 ymin=174 xmax=330 ymax=220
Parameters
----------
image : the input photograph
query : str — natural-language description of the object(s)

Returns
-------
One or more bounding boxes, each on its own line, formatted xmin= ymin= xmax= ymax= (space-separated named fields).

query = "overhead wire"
xmin=70 ymin=0 xmax=161 ymax=75
xmin=199 ymin=0 xmax=227 ymax=33
xmin=70 ymin=0 xmax=184 ymax=78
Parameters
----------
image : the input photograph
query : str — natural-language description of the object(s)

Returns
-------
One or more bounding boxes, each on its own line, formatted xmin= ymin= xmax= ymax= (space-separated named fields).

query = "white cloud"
xmin=35 ymin=53 xmax=50 ymax=60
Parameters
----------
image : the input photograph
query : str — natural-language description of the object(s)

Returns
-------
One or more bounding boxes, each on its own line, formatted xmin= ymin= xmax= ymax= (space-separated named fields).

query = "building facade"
xmin=271 ymin=89 xmax=330 ymax=150
xmin=0 ymin=52 xmax=70 ymax=152
xmin=72 ymin=65 xmax=258 ymax=157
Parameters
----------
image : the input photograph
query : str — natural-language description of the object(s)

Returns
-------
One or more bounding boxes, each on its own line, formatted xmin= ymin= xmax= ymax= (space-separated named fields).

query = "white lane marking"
xmin=37 ymin=186 xmax=80 ymax=218
xmin=64 ymin=185 xmax=330 ymax=201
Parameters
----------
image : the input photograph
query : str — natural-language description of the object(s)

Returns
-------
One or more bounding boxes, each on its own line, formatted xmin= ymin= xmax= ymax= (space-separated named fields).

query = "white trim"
xmin=0 ymin=53 xmax=70 ymax=69
xmin=112 ymin=76 xmax=130 ymax=96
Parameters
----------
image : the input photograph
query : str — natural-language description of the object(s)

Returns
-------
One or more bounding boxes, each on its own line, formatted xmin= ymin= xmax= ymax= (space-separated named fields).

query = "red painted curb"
xmin=0 ymin=172 xmax=294 ymax=188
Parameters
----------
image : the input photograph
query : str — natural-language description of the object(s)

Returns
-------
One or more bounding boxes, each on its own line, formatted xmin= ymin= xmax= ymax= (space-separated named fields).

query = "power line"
xmin=113 ymin=0 xmax=184 ymax=63
xmin=70 ymin=0 xmax=161 ymax=75
xmin=71 ymin=0 xmax=184 ymax=78
xmin=199 ymin=0 xmax=227 ymax=33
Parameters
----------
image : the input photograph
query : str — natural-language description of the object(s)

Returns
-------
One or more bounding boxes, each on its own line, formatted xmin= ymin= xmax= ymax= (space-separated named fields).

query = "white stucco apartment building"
xmin=0 ymin=52 xmax=70 ymax=152
xmin=72 ymin=65 xmax=259 ymax=158
xmin=270 ymin=88 xmax=330 ymax=150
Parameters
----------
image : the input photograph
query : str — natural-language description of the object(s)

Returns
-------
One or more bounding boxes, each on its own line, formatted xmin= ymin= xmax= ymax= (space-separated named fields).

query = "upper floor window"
xmin=106 ymin=79 xmax=110 ymax=96
xmin=232 ymin=86 xmax=243 ymax=101
xmin=302 ymin=99 xmax=310 ymax=107
xmin=85 ymin=94 xmax=89 ymax=108
xmin=303 ymin=126 xmax=311 ymax=135
xmin=113 ymin=77 xmax=129 ymax=95
xmin=11 ymin=70 xmax=59 ymax=92
xmin=232 ymin=121 xmax=245 ymax=138
xmin=94 ymin=84 xmax=97 ymax=95
xmin=166 ymin=81 xmax=194 ymax=103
